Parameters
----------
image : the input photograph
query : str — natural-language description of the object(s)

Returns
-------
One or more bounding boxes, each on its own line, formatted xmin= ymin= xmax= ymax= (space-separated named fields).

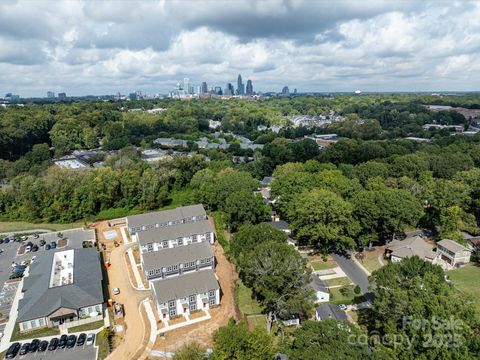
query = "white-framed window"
xmin=162 ymin=241 xmax=168 ymax=248
xmin=200 ymin=259 xmax=206 ymax=264
xmin=209 ymin=299 xmax=216 ymax=306
xmin=189 ymin=295 xmax=196 ymax=302
xmin=22 ymin=323 xmax=28 ymax=331
xmin=178 ymin=238 xmax=183 ymax=246
xmin=31 ymin=320 xmax=36 ymax=328
xmin=184 ymin=262 xmax=190 ymax=268
xmin=168 ymin=301 xmax=175 ymax=308
xmin=147 ymin=243 xmax=153 ymax=252
xmin=167 ymin=266 xmax=172 ymax=272
xmin=173 ymin=265 xmax=178 ymax=271
xmin=169 ymin=309 xmax=176 ymax=317
xmin=206 ymin=257 xmax=211 ymax=263
xmin=190 ymin=261 xmax=195 ymax=267
xmin=190 ymin=304 xmax=196 ymax=311
xmin=148 ymin=270 xmax=155 ymax=276
xmin=155 ymin=269 xmax=161 ymax=274
xmin=39 ymin=318 xmax=45 ymax=326
xmin=192 ymin=234 xmax=198 ymax=242
xmin=209 ymin=290 xmax=215 ymax=297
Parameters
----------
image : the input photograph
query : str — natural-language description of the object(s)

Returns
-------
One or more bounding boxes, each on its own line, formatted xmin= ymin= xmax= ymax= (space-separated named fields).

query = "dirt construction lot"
xmin=152 ymin=242 xmax=239 ymax=354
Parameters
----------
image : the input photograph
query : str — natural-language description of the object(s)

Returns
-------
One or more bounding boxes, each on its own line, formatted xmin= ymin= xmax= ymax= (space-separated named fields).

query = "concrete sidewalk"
xmin=157 ymin=310 xmax=211 ymax=334
xmin=120 ymin=226 xmax=146 ymax=290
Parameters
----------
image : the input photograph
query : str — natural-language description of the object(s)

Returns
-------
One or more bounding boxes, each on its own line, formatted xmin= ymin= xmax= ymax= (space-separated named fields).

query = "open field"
xmin=236 ymin=280 xmax=263 ymax=315
xmin=325 ymin=277 xmax=353 ymax=287
xmin=0 ymin=221 xmax=85 ymax=233
xmin=310 ymin=259 xmax=337 ymax=271
xmin=10 ymin=323 xmax=60 ymax=341
xmin=357 ymin=246 xmax=387 ymax=273
xmin=448 ymin=264 xmax=480 ymax=315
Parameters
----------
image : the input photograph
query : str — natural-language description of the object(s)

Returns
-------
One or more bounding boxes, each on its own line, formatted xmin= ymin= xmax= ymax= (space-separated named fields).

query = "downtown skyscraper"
xmin=246 ymin=79 xmax=253 ymax=95
xmin=237 ymin=74 xmax=245 ymax=95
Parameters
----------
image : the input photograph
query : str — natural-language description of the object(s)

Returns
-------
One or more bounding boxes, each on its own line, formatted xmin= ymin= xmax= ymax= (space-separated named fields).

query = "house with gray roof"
xmin=311 ymin=275 xmax=330 ymax=303
xmin=315 ymin=304 xmax=347 ymax=322
xmin=141 ymin=241 xmax=214 ymax=281
xmin=17 ymin=248 xmax=104 ymax=332
xmin=437 ymin=239 xmax=471 ymax=267
xmin=126 ymin=204 xmax=207 ymax=234
xmin=385 ymin=236 xmax=438 ymax=263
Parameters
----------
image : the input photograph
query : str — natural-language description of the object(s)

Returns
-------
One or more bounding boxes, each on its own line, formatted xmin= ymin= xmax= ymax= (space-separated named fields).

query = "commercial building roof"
xmin=151 ymin=269 xmax=219 ymax=304
xmin=127 ymin=204 xmax=206 ymax=229
xmin=316 ymin=304 xmax=347 ymax=321
xmin=142 ymin=241 xmax=213 ymax=270
xmin=437 ymin=239 xmax=471 ymax=253
xmin=17 ymin=248 xmax=104 ymax=322
xmin=136 ymin=220 xmax=213 ymax=246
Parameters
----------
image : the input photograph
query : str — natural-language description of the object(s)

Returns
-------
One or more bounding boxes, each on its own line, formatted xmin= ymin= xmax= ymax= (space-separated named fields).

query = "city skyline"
xmin=1 ymin=1 xmax=480 ymax=97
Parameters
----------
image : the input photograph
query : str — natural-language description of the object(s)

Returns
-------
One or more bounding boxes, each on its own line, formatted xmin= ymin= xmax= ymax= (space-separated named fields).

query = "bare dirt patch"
xmin=57 ymin=238 xmax=68 ymax=247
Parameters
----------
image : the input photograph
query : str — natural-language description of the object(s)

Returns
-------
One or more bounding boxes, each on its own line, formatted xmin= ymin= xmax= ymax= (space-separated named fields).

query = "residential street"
xmin=331 ymin=252 xmax=374 ymax=302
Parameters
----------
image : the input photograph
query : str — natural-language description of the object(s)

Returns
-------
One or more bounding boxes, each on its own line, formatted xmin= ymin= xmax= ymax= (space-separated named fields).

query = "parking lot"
xmin=13 ymin=343 xmax=97 ymax=360
xmin=0 ymin=282 xmax=19 ymax=336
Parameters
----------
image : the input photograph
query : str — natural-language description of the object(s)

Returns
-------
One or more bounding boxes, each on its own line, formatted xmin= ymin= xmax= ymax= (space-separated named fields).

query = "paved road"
xmin=331 ymin=252 xmax=374 ymax=302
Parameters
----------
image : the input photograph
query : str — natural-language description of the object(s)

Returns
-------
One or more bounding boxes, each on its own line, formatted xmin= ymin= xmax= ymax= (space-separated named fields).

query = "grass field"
xmin=360 ymin=256 xmax=384 ymax=273
xmin=246 ymin=314 xmax=266 ymax=330
xmin=325 ymin=277 xmax=353 ymax=287
xmin=10 ymin=323 xmax=60 ymax=341
xmin=310 ymin=259 xmax=337 ymax=271
xmin=329 ymin=286 xmax=365 ymax=305
xmin=236 ymin=280 xmax=263 ymax=315
xmin=448 ymin=264 xmax=480 ymax=315
xmin=68 ymin=320 xmax=104 ymax=333
xmin=96 ymin=328 xmax=111 ymax=360
xmin=0 ymin=221 xmax=84 ymax=233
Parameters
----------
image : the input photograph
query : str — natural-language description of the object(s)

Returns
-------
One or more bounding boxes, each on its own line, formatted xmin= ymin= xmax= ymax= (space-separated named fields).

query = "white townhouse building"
xmin=127 ymin=205 xmax=220 ymax=321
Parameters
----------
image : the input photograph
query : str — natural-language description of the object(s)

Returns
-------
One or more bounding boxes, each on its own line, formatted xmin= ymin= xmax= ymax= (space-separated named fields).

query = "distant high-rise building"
xmin=246 ymin=80 xmax=253 ymax=95
xmin=128 ymin=93 xmax=137 ymax=100
xmin=214 ymin=86 xmax=222 ymax=95
xmin=201 ymin=82 xmax=208 ymax=94
xmin=293 ymin=88 xmax=297 ymax=94
xmin=237 ymin=74 xmax=245 ymax=95
xmin=281 ymin=86 xmax=290 ymax=95
xmin=57 ymin=92 xmax=66 ymax=99
xmin=183 ymin=78 xmax=190 ymax=93
xmin=195 ymin=85 xmax=201 ymax=95
xmin=47 ymin=91 xmax=55 ymax=98
xmin=225 ymin=83 xmax=234 ymax=96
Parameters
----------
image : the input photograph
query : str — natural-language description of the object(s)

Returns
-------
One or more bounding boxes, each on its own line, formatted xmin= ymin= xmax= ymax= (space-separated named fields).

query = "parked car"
xmin=86 ymin=333 xmax=95 ymax=346
xmin=33 ymin=234 xmax=39 ymax=239
xmin=0 ymin=249 xmax=3 ymax=254
xmin=48 ymin=337 xmax=59 ymax=351
xmin=0 ymin=238 xmax=4 ymax=244
xmin=38 ymin=340 xmax=48 ymax=352
xmin=19 ymin=343 xmax=30 ymax=355
xmin=9 ymin=272 xmax=24 ymax=280
xmin=25 ymin=245 xmax=32 ymax=252
xmin=339 ymin=304 xmax=348 ymax=311
xmin=26 ymin=241 xmax=33 ymax=247
xmin=28 ymin=339 xmax=40 ymax=353
xmin=45 ymin=244 xmax=51 ymax=250
xmin=58 ymin=334 xmax=68 ymax=348
xmin=31 ymin=256 xmax=37 ymax=263
xmin=39 ymin=239 xmax=46 ymax=246
xmin=5 ymin=342 xmax=21 ymax=359
xmin=77 ymin=333 xmax=86 ymax=346
xmin=66 ymin=334 xmax=77 ymax=348
xmin=20 ymin=236 xmax=28 ymax=241
xmin=50 ymin=241 xmax=57 ymax=249
xmin=113 ymin=287 xmax=120 ymax=295
xmin=32 ymin=244 xmax=39 ymax=252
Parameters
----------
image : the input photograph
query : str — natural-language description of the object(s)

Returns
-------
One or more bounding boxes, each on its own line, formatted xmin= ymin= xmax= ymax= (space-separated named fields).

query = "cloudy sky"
xmin=1 ymin=0 xmax=480 ymax=97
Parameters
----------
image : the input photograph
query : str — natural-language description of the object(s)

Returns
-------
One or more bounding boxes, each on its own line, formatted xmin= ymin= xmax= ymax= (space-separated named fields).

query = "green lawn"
xmin=236 ymin=280 xmax=263 ymax=315
xmin=0 ymin=221 xmax=84 ymax=233
xmin=211 ymin=211 xmax=230 ymax=252
xmin=448 ymin=264 xmax=480 ymax=315
xmin=310 ymin=260 xmax=337 ymax=271
xmin=246 ymin=314 xmax=267 ymax=330
xmin=325 ymin=277 xmax=353 ymax=287
xmin=329 ymin=286 xmax=365 ymax=305
xmin=68 ymin=320 xmax=104 ymax=333
xmin=96 ymin=328 xmax=111 ymax=360
xmin=10 ymin=323 xmax=60 ymax=341
xmin=360 ymin=256 xmax=384 ymax=273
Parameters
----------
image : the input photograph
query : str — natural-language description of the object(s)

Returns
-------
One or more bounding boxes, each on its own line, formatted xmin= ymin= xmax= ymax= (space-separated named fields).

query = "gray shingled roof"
xmin=311 ymin=275 xmax=328 ymax=293
xmin=127 ymin=204 xmax=206 ymax=229
xmin=316 ymin=304 xmax=347 ymax=321
xmin=142 ymin=241 xmax=213 ymax=270
xmin=387 ymin=236 xmax=437 ymax=261
xmin=437 ymin=239 xmax=471 ymax=253
xmin=17 ymin=248 xmax=104 ymax=322
xmin=264 ymin=221 xmax=290 ymax=231
xmin=152 ymin=269 xmax=219 ymax=304
xmin=136 ymin=220 xmax=213 ymax=246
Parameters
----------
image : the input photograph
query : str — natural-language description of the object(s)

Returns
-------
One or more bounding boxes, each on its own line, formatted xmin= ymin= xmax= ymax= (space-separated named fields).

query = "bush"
xmin=339 ymin=286 xmax=353 ymax=297
xmin=354 ymin=285 xmax=361 ymax=295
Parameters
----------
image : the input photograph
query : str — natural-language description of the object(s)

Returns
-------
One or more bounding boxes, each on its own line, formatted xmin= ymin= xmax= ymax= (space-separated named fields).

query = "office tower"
xmin=57 ymin=92 xmax=66 ymax=99
xmin=294 ymin=88 xmax=297 ymax=94
xmin=201 ymin=82 xmax=208 ymax=94
xmin=129 ymin=93 xmax=137 ymax=100
xmin=195 ymin=85 xmax=201 ymax=95
xmin=237 ymin=74 xmax=244 ymax=95
xmin=227 ymin=83 xmax=235 ymax=95
xmin=183 ymin=78 xmax=190 ymax=93
xmin=214 ymin=86 xmax=222 ymax=95
xmin=246 ymin=80 xmax=253 ymax=95
xmin=47 ymin=91 xmax=55 ymax=98
xmin=282 ymin=86 xmax=290 ymax=95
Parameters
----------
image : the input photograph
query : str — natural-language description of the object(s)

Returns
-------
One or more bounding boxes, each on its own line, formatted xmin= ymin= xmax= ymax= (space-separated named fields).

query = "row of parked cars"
xmin=0 ymin=234 xmax=40 ymax=245
xmin=5 ymin=333 xmax=95 ymax=358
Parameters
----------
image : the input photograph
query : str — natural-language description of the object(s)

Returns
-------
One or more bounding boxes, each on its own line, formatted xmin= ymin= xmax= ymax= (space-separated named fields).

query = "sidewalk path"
xmin=120 ymin=226 xmax=145 ymax=290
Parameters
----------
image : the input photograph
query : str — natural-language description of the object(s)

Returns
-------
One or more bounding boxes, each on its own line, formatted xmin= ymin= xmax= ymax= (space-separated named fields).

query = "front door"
xmin=59 ymin=318 xmax=65 ymax=325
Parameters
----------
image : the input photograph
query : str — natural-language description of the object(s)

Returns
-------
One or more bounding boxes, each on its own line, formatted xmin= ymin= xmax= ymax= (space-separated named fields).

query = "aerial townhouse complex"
xmin=127 ymin=205 xmax=220 ymax=320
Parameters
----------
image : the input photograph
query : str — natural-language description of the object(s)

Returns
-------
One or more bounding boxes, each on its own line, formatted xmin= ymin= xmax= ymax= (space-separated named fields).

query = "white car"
xmin=112 ymin=288 xmax=120 ymax=295
xmin=25 ymin=245 xmax=32 ymax=252
xmin=30 ymin=256 xmax=37 ymax=263
xmin=339 ymin=304 xmax=348 ymax=311
xmin=86 ymin=333 xmax=95 ymax=346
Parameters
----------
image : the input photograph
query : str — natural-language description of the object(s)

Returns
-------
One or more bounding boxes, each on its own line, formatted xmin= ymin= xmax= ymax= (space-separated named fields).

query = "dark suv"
xmin=66 ymin=334 xmax=77 ymax=348
xmin=5 ymin=342 xmax=20 ymax=359
xmin=28 ymin=339 xmax=40 ymax=352
xmin=19 ymin=343 xmax=29 ymax=355
xmin=77 ymin=333 xmax=87 ymax=346
xmin=48 ymin=337 xmax=59 ymax=351
xmin=58 ymin=334 xmax=68 ymax=348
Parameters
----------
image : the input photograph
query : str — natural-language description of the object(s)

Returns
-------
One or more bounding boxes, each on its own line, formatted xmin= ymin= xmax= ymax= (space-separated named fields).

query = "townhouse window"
xmin=206 ymin=258 xmax=211 ymax=263
xmin=155 ymin=269 xmax=161 ymax=274
xmin=209 ymin=290 xmax=215 ymax=297
xmin=190 ymin=304 xmax=196 ymax=311
xmin=173 ymin=265 xmax=178 ymax=271
xmin=147 ymin=243 xmax=153 ymax=252
xmin=192 ymin=234 xmax=198 ymax=242
xmin=209 ymin=299 xmax=216 ymax=306
xmin=184 ymin=262 xmax=189 ymax=268
xmin=39 ymin=318 xmax=45 ymax=327
xmin=190 ymin=261 xmax=196 ymax=267
xmin=206 ymin=233 xmax=212 ymax=241
xmin=22 ymin=323 xmax=28 ymax=331
xmin=200 ymin=259 xmax=206 ymax=264
xmin=167 ymin=266 xmax=173 ymax=272
xmin=189 ymin=295 xmax=196 ymax=302
xmin=162 ymin=241 xmax=168 ymax=248
xmin=169 ymin=309 xmax=176 ymax=317
xmin=31 ymin=320 xmax=36 ymax=328
xmin=168 ymin=301 xmax=175 ymax=308
xmin=148 ymin=270 xmax=155 ymax=276
xmin=178 ymin=238 xmax=183 ymax=246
